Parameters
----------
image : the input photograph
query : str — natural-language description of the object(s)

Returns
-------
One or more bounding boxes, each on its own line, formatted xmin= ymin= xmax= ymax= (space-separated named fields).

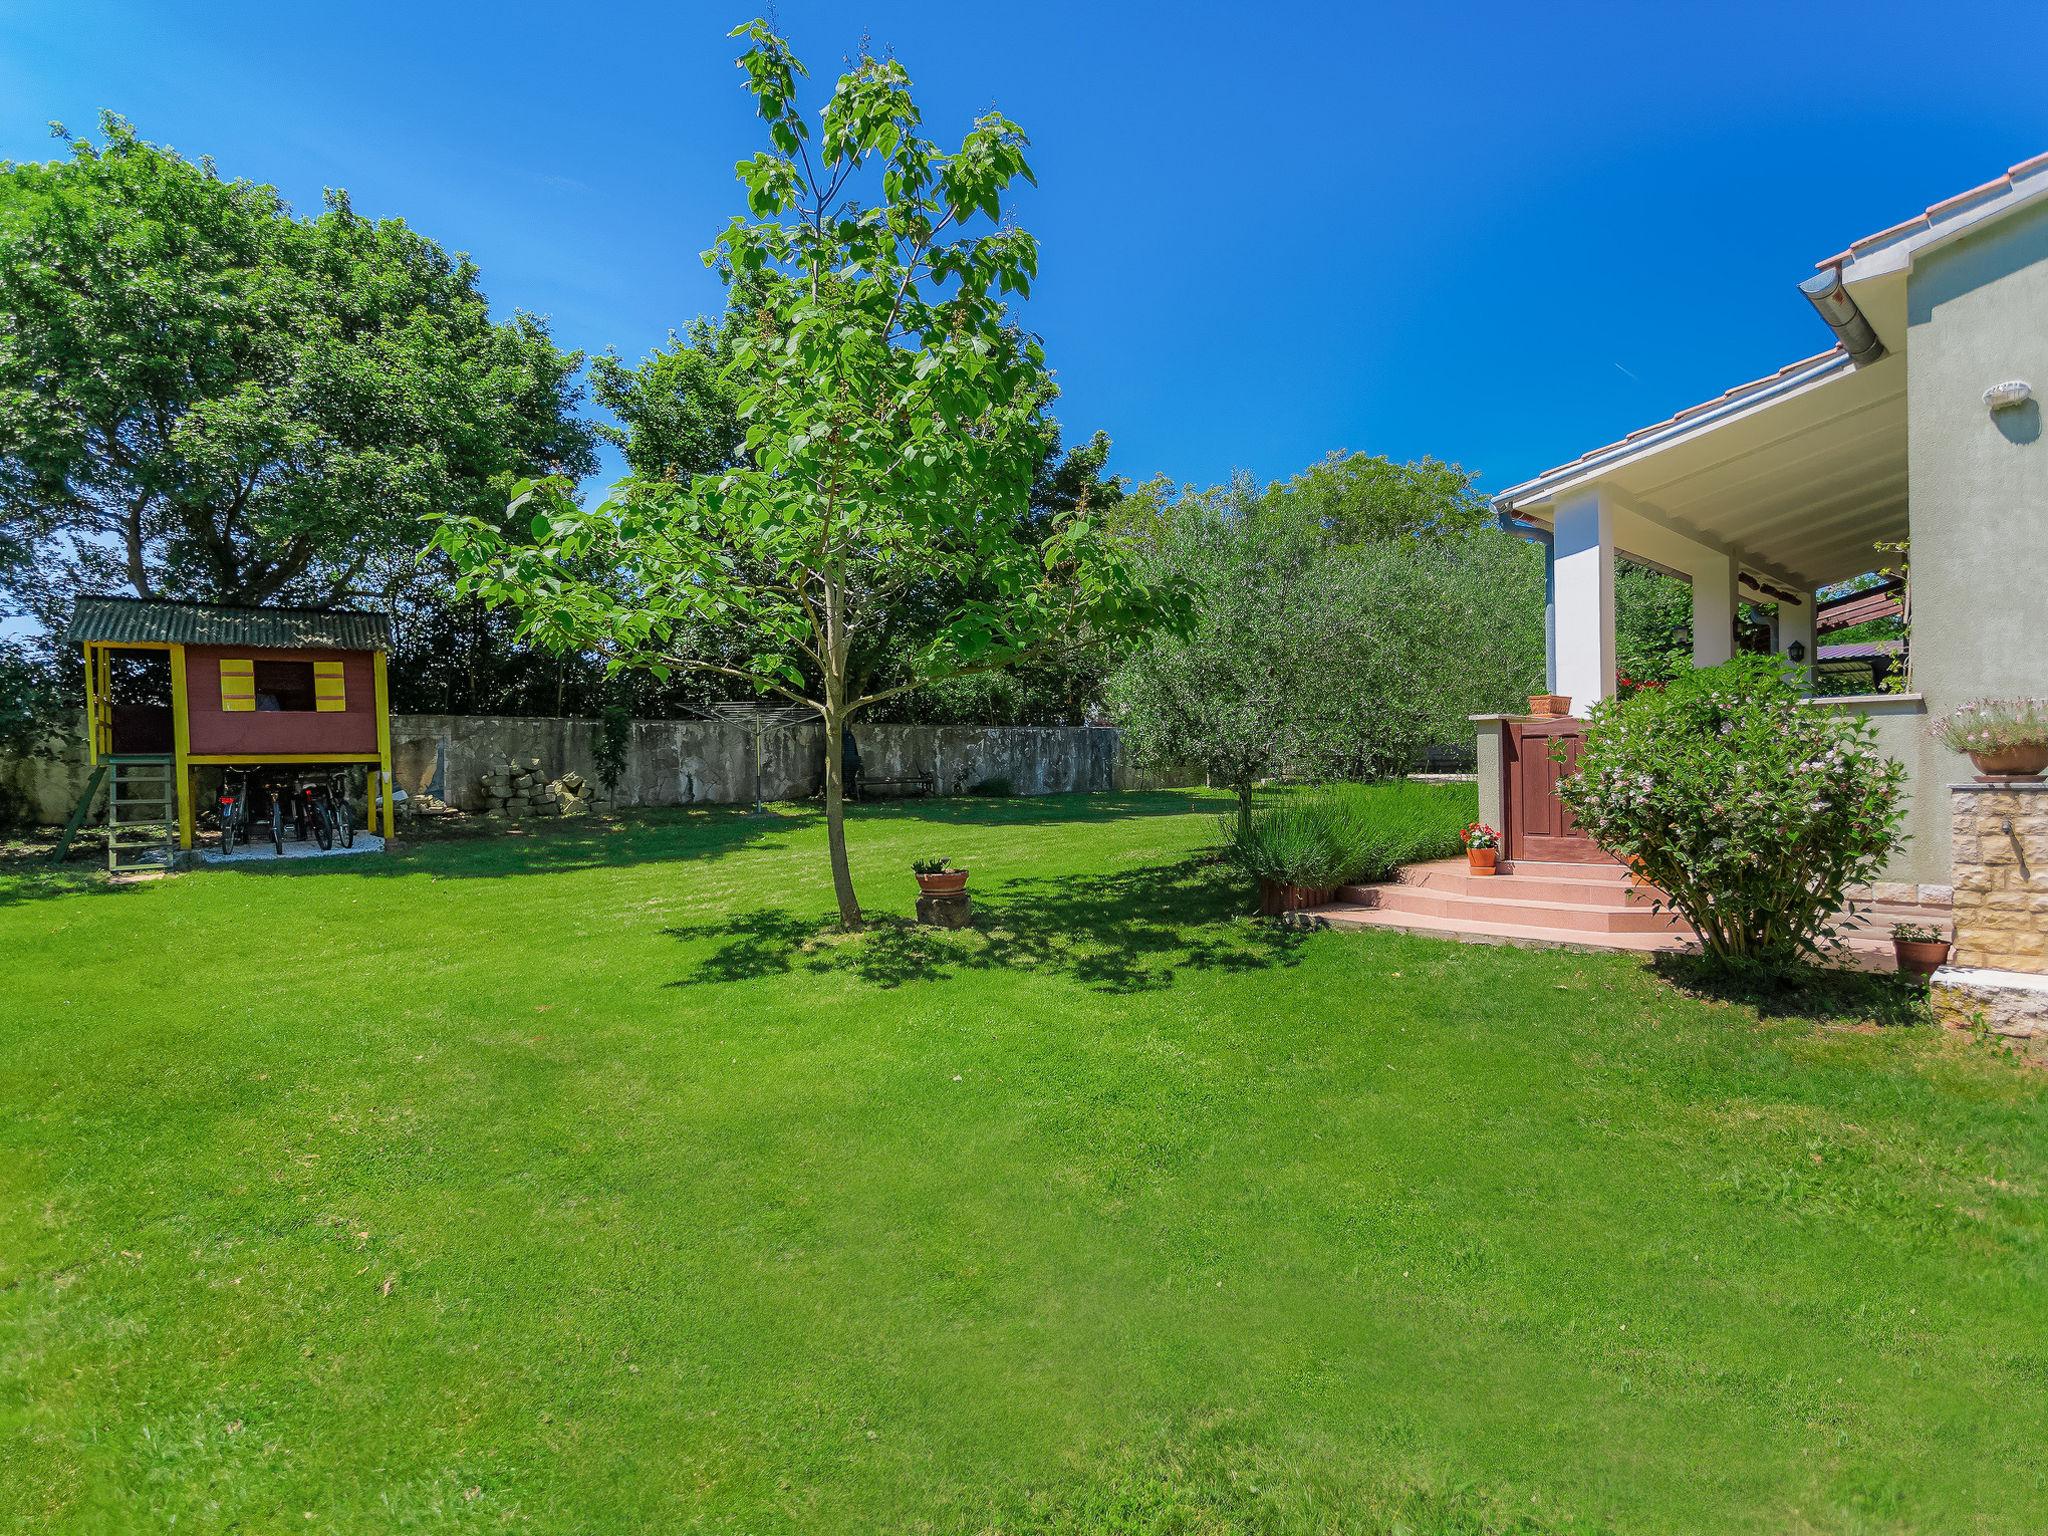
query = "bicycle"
xmin=291 ymin=770 xmax=355 ymax=852
xmin=216 ymin=768 xmax=253 ymax=856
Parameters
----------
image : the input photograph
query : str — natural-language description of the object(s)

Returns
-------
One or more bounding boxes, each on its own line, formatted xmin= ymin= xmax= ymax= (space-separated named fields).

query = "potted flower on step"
xmin=1892 ymin=921 xmax=1951 ymax=978
xmin=1933 ymin=698 xmax=2048 ymax=782
xmin=912 ymin=856 xmax=970 ymax=896
xmin=1460 ymin=822 xmax=1501 ymax=875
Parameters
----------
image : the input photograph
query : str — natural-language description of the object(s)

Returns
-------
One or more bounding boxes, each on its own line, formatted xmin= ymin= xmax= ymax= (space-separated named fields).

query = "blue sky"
xmin=4 ymin=1 xmax=2046 ymax=501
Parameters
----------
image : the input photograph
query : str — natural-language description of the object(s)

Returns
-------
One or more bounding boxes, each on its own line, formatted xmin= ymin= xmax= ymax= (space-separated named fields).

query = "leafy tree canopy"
xmin=0 ymin=114 xmax=596 ymax=624
xmin=437 ymin=22 xmax=1181 ymax=926
xmin=1261 ymin=450 xmax=1491 ymax=546
xmin=1109 ymin=471 xmax=1542 ymax=831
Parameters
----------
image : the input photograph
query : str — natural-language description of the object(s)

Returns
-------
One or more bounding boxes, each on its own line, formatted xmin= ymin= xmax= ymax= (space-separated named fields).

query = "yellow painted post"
xmin=97 ymin=648 xmax=113 ymax=757
xmin=373 ymin=649 xmax=395 ymax=839
xmin=82 ymin=644 xmax=101 ymax=767
xmin=169 ymin=644 xmax=193 ymax=849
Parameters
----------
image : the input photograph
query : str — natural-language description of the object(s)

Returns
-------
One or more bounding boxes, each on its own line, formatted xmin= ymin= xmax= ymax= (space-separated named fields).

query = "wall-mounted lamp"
xmin=1984 ymin=380 xmax=2033 ymax=412
xmin=1786 ymin=640 xmax=1807 ymax=664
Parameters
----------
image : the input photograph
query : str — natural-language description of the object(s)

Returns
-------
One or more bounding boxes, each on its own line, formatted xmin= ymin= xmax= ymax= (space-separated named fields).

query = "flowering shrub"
xmin=1556 ymin=655 xmax=1907 ymax=968
xmin=1932 ymin=697 xmax=2048 ymax=754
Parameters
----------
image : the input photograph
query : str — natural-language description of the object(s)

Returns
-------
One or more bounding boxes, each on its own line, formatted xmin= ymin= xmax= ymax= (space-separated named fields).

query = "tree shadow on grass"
xmin=1650 ymin=952 xmax=1935 ymax=1031
xmin=0 ymin=852 xmax=153 ymax=910
xmin=188 ymin=804 xmax=813 ymax=884
xmin=662 ymin=853 xmax=1305 ymax=994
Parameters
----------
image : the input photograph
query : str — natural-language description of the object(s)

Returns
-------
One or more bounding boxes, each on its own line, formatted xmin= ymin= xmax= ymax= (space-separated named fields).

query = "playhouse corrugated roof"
xmin=64 ymin=596 xmax=391 ymax=651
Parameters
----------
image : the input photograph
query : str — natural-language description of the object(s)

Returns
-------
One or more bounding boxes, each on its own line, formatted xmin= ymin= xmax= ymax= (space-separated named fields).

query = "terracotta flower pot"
xmin=1967 ymin=744 xmax=2048 ymax=781
xmin=1893 ymin=937 xmax=1951 ymax=978
xmin=1466 ymin=847 xmax=1498 ymax=875
xmin=1527 ymin=693 xmax=1572 ymax=719
xmin=1257 ymin=879 xmax=1330 ymax=916
xmin=915 ymin=870 xmax=970 ymax=896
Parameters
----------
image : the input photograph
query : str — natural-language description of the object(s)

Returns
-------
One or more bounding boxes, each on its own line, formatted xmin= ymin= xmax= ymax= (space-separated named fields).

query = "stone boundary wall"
xmin=384 ymin=716 xmax=1189 ymax=813
xmin=1 ymin=716 xmax=1188 ymax=824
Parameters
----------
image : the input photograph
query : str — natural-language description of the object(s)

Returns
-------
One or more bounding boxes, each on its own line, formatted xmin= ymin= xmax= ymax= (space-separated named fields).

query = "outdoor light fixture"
xmin=1984 ymin=379 xmax=2033 ymax=412
xmin=1787 ymin=639 xmax=1807 ymax=664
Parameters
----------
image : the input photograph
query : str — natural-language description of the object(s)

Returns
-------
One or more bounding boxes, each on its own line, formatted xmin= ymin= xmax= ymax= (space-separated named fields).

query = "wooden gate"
xmin=1503 ymin=718 xmax=1609 ymax=864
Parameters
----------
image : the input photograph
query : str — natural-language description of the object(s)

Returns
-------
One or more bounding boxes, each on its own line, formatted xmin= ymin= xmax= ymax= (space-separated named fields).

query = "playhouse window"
xmin=252 ymin=660 xmax=318 ymax=712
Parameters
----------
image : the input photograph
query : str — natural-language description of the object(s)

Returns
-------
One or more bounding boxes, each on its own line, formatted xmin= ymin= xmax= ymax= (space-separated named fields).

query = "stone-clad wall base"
xmin=1948 ymin=783 xmax=2048 ymax=972
xmin=1930 ymin=966 xmax=2048 ymax=1062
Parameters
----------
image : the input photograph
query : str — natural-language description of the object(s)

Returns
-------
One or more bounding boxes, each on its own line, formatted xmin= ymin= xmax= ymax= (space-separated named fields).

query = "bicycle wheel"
xmin=336 ymin=795 xmax=354 ymax=849
xmin=220 ymin=805 xmax=237 ymax=857
xmin=310 ymin=801 xmax=333 ymax=852
xmin=270 ymin=797 xmax=285 ymax=856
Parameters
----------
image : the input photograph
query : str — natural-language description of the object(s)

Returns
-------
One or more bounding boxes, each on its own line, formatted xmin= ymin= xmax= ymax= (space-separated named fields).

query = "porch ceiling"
xmin=1498 ymin=353 xmax=1909 ymax=591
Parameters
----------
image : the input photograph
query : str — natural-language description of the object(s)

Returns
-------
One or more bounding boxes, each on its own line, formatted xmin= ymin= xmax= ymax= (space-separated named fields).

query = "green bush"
xmin=1221 ymin=780 xmax=1473 ymax=891
xmin=968 ymin=775 xmax=1016 ymax=797
xmin=1557 ymin=655 xmax=1906 ymax=969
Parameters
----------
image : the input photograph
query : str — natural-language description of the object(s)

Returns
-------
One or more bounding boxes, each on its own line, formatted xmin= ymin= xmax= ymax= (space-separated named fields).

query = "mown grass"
xmin=2 ymin=789 xmax=2045 ymax=1533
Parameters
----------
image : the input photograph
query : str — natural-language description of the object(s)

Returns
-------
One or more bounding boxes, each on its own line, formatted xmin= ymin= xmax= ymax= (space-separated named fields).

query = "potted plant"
xmin=1220 ymin=791 xmax=1365 ymax=916
xmin=1933 ymin=697 xmax=2048 ymax=781
xmin=1527 ymin=693 xmax=1572 ymax=719
xmin=1460 ymin=822 xmax=1501 ymax=874
xmin=912 ymin=856 xmax=970 ymax=896
xmin=1891 ymin=921 xmax=1951 ymax=978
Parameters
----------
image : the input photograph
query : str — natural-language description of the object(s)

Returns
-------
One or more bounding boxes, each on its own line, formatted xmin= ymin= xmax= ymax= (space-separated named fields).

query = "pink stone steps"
xmin=1301 ymin=857 xmax=1949 ymax=970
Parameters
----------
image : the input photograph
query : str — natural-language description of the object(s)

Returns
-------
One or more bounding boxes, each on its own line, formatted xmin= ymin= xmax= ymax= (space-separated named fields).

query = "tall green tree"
xmin=437 ymin=21 xmax=1177 ymax=928
xmin=1261 ymin=450 xmax=1490 ymax=546
xmin=587 ymin=306 xmax=748 ymax=484
xmin=1110 ymin=468 xmax=1542 ymax=831
xmin=0 ymin=115 xmax=595 ymax=624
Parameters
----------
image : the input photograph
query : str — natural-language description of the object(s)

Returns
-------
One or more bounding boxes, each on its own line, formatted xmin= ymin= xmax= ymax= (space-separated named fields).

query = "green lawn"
xmin=3 ymin=790 xmax=2045 ymax=1533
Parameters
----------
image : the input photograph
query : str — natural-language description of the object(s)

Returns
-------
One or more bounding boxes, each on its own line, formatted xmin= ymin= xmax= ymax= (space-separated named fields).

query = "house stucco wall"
xmin=1899 ymin=198 xmax=2048 ymax=885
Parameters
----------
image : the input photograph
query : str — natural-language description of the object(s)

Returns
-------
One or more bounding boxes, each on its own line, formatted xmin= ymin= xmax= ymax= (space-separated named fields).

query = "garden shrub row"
xmin=1222 ymin=780 xmax=1473 ymax=890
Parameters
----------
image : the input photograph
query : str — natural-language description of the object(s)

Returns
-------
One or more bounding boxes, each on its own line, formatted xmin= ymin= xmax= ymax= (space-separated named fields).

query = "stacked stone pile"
xmin=475 ymin=756 xmax=601 ymax=822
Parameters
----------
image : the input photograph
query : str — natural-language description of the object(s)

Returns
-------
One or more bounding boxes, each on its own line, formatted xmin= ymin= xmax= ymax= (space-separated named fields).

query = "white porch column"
xmin=1552 ymin=488 xmax=1616 ymax=711
xmin=1690 ymin=551 xmax=1739 ymax=668
xmin=1778 ymin=588 xmax=1816 ymax=689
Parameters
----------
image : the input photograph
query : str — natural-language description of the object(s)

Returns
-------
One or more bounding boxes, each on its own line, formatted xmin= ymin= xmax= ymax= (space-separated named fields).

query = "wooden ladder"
xmin=104 ymin=755 xmax=177 ymax=874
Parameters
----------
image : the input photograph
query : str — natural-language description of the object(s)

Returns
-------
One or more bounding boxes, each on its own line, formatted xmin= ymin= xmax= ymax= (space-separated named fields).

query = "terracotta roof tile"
xmin=1816 ymin=152 xmax=2048 ymax=271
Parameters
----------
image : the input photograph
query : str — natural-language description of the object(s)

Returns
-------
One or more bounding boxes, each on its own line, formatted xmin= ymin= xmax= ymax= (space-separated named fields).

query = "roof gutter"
xmin=1798 ymin=267 xmax=1885 ymax=365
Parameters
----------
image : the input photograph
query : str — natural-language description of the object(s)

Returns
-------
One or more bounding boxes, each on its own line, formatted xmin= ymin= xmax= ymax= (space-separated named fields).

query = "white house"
xmin=1475 ymin=153 xmax=2048 ymax=899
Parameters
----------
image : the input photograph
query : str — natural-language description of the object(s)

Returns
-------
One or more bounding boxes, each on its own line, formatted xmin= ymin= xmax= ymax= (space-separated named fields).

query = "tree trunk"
xmin=1236 ymin=780 xmax=1254 ymax=841
xmin=822 ymin=702 xmax=863 ymax=930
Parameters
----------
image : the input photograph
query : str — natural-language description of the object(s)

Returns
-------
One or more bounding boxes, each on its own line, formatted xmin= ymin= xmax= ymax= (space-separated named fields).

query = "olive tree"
xmin=437 ymin=21 xmax=1174 ymax=928
xmin=1109 ymin=474 xmax=1539 ymax=835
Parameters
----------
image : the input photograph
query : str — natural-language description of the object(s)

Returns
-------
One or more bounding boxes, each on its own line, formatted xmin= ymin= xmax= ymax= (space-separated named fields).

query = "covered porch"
xmin=1465 ymin=344 xmax=1943 ymax=889
xmin=1501 ymin=345 xmax=1906 ymax=716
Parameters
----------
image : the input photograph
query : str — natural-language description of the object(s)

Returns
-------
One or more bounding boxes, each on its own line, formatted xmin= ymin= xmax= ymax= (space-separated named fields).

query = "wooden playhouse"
xmin=61 ymin=596 xmax=396 ymax=865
